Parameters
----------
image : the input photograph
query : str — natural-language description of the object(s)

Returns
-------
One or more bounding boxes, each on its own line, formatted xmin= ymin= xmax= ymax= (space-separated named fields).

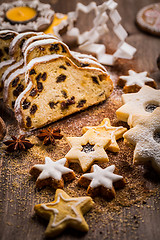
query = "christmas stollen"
xmin=15 ymin=54 xmax=113 ymax=130
xmin=4 ymin=36 xmax=108 ymax=110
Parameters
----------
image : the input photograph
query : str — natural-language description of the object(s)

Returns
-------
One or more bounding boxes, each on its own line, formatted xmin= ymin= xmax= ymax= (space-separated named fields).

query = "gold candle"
xmin=6 ymin=6 xmax=37 ymax=24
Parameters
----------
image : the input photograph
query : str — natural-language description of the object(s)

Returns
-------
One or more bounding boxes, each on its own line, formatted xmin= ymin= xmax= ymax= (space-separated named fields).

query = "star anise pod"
xmin=3 ymin=135 xmax=34 ymax=152
xmin=37 ymin=127 xmax=63 ymax=145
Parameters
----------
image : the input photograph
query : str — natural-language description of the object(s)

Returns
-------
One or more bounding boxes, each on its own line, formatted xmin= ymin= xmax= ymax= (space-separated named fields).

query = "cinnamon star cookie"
xmin=30 ymin=157 xmax=75 ymax=189
xmin=117 ymin=70 xmax=156 ymax=93
xmin=78 ymin=164 xmax=125 ymax=199
xmin=34 ymin=189 xmax=94 ymax=237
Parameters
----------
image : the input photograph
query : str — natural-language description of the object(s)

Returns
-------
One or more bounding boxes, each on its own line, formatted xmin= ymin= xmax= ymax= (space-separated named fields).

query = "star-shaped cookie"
xmin=117 ymin=70 xmax=156 ymax=93
xmin=82 ymin=118 xmax=127 ymax=152
xmin=29 ymin=157 xmax=75 ymax=189
xmin=78 ymin=164 xmax=125 ymax=199
xmin=123 ymin=107 xmax=160 ymax=173
xmin=65 ymin=129 xmax=111 ymax=172
xmin=116 ymin=85 xmax=160 ymax=127
xmin=34 ymin=189 xmax=94 ymax=237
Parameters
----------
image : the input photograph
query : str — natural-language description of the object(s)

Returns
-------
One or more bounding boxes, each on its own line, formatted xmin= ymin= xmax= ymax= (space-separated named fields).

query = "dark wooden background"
xmin=0 ymin=0 xmax=160 ymax=240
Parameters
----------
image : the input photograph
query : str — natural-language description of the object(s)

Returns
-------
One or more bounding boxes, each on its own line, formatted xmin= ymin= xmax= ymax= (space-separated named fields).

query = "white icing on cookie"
xmin=34 ymin=189 xmax=93 ymax=236
xmin=41 ymin=192 xmax=83 ymax=227
xmin=82 ymin=164 xmax=123 ymax=189
xmin=32 ymin=157 xmax=73 ymax=181
xmin=119 ymin=70 xmax=154 ymax=87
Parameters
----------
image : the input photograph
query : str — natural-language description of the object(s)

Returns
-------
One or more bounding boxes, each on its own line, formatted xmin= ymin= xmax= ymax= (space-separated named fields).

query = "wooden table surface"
xmin=0 ymin=0 xmax=160 ymax=240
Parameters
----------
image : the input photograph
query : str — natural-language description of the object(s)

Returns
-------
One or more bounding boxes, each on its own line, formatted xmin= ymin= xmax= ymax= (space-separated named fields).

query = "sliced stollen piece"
xmin=2 ymin=58 xmax=24 ymax=84
xmin=0 ymin=30 xmax=17 ymax=98
xmin=2 ymin=32 xmax=41 ymax=89
xmin=3 ymin=34 xmax=56 ymax=106
xmin=0 ymin=30 xmax=17 ymax=62
xmin=3 ymin=66 xmax=26 ymax=109
xmin=1 ymin=60 xmax=24 ymax=102
xmin=24 ymin=38 xmax=106 ymax=72
xmin=0 ymin=58 xmax=15 ymax=99
xmin=23 ymin=38 xmax=109 ymax=93
xmin=3 ymin=33 xmax=107 ymax=107
xmin=9 ymin=31 xmax=43 ymax=62
xmin=22 ymin=34 xmax=58 ymax=54
xmin=15 ymin=54 xmax=113 ymax=130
